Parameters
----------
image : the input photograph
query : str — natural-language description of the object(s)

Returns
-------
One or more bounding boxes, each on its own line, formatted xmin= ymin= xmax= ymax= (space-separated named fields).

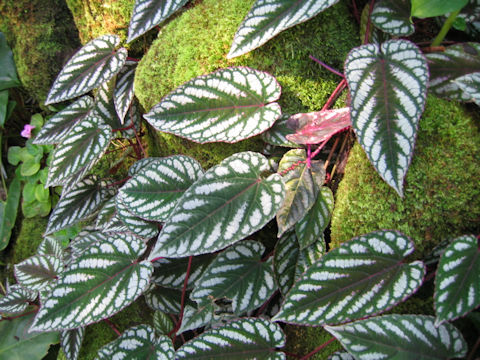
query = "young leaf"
xmin=149 ymin=152 xmax=285 ymax=259
xmin=46 ymin=176 xmax=110 ymax=234
xmin=295 ymin=186 xmax=334 ymax=249
xmin=286 ymin=108 xmax=351 ymax=145
xmin=30 ymin=233 xmax=153 ymax=331
xmin=115 ymin=195 xmax=159 ymax=239
xmin=345 ymin=39 xmax=428 ymax=196
xmin=434 ymin=235 xmax=480 ymax=325
xmin=127 ymin=0 xmax=190 ymax=43
xmin=97 ymin=325 xmax=175 ymax=359
xmin=178 ymin=304 xmax=215 ymax=334
xmin=0 ymin=284 xmax=37 ymax=315
xmin=273 ymin=230 xmax=425 ymax=325
xmin=262 ymin=114 xmax=298 ymax=147
xmin=0 ymin=312 xmax=59 ymax=360
xmin=371 ymin=0 xmax=414 ymax=36
xmin=14 ymin=254 xmax=63 ymax=291
xmin=34 ymin=96 xmax=93 ymax=145
xmin=176 ymin=318 xmax=285 ymax=359
xmin=427 ymin=43 xmax=480 ymax=101
xmin=145 ymin=286 xmax=195 ymax=314
xmin=114 ymin=61 xmax=137 ymax=122
xmin=118 ymin=155 xmax=204 ymax=222
xmin=144 ymin=67 xmax=281 ymax=143
xmin=276 ymin=149 xmax=325 ymax=237
xmin=325 ymin=315 xmax=467 ymax=359
xmin=61 ymin=327 xmax=84 ymax=360
xmin=45 ymin=35 xmax=127 ymax=105
xmin=46 ymin=116 xmax=112 ymax=187
xmin=228 ymin=0 xmax=340 ymax=59
xmin=191 ymin=241 xmax=276 ymax=314
xmin=0 ymin=176 xmax=20 ymax=251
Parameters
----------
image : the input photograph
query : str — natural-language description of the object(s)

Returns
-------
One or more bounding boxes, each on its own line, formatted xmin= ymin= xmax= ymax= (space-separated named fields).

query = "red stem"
xmin=322 ymin=79 xmax=347 ymax=111
xmin=309 ymin=55 xmax=345 ymax=78
xmin=364 ymin=0 xmax=375 ymax=45
xmin=2 ymin=308 xmax=37 ymax=321
xmin=126 ymin=57 xmax=140 ymax=62
xmin=104 ymin=318 xmax=122 ymax=336
xmin=169 ymin=256 xmax=193 ymax=339
xmin=300 ymin=337 xmax=336 ymax=360
xmin=106 ymin=176 xmax=131 ymax=188
xmin=351 ymin=0 xmax=360 ymax=24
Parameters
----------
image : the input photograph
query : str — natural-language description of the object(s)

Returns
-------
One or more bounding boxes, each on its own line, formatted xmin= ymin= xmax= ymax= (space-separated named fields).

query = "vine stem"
xmin=169 ymin=256 xmax=193 ymax=340
xmin=364 ymin=0 xmax=376 ymax=45
xmin=104 ymin=318 xmax=122 ymax=336
xmin=431 ymin=9 xmax=461 ymax=47
xmin=309 ymin=55 xmax=345 ymax=78
xmin=300 ymin=337 xmax=336 ymax=360
xmin=2 ymin=308 xmax=37 ymax=321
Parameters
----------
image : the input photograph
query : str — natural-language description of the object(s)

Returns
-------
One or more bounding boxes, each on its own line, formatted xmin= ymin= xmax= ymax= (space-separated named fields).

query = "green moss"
xmin=78 ymin=297 xmax=154 ymax=360
xmin=330 ymin=96 xmax=480 ymax=257
xmin=0 ymin=0 xmax=80 ymax=105
xmin=135 ymin=0 xmax=358 ymax=167
xmin=283 ymin=324 xmax=342 ymax=359
xmin=12 ymin=217 xmax=48 ymax=264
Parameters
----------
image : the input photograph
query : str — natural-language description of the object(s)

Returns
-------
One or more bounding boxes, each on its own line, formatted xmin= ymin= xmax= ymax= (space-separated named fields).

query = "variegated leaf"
xmin=191 ymin=241 xmax=276 ymax=314
xmin=176 ymin=318 xmax=286 ymax=359
xmin=435 ymin=235 xmax=480 ymax=325
xmin=273 ymin=232 xmax=324 ymax=296
xmin=262 ymin=114 xmax=298 ymax=147
xmin=95 ymin=197 xmax=117 ymax=230
xmin=127 ymin=0 xmax=190 ymax=43
xmin=371 ymin=0 xmax=414 ymax=36
xmin=345 ymin=40 xmax=428 ymax=196
xmin=144 ymin=67 xmax=281 ymax=143
xmin=153 ymin=310 xmax=174 ymax=335
xmin=38 ymin=236 xmax=64 ymax=258
xmin=61 ymin=327 xmax=85 ymax=360
xmin=454 ymin=72 xmax=480 ymax=106
xmin=178 ymin=304 xmax=215 ymax=334
xmin=277 ymin=149 xmax=325 ymax=237
xmin=118 ymin=155 xmax=204 ymax=222
xmin=69 ymin=231 xmax=108 ymax=259
xmin=114 ymin=61 xmax=137 ymax=122
xmin=46 ymin=116 xmax=112 ymax=187
xmin=97 ymin=325 xmax=175 ymax=359
xmin=115 ymin=195 xmax=159 ymax=239
xmin=128 ymin=158 xmax=164 ymax=176
xmin=0 ymin=284 xmax=36 ymax=315
xmin=30 ymin=233 xmax=153 ymax=331
xmin=145 ymin=286 xmax=195 ymax=314
xmin=228 ymin=0 xmax=340 ymax=58
xmin=46 ymin=177 xmax=110 ymax=234
xmin=45 ymin=35 xmax=127 ymax=105
xmin=286 ymin=108 xmax=351 ymax=145
xmin=34 ymin=96 xmax=93 ymax=145
xmin=295 ymin=186 xmax=334 ymax=249
xmin=152 ymin=254 xmax=213 ymax=290
xmin=427 ymin=43 xmax=480 ymax=101
xmin=14 ymin=254 xmax=63 ymax=291
xmin=325 ymin=315 xmax=467 ymax=360
xmin=329 ymin=352 xmax=354 ymax=360
xmin=274 ymin=230 xmax=425 ymax=325
xmin=149 ymin=152 xmax=285 ymax=259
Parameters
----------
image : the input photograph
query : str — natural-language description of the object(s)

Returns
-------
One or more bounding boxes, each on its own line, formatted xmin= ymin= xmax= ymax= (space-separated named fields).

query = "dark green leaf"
xmin=411 ymin=0 xmax=468 ymax=18
xmin=0 ymin=176 xmax=20 ymax=251
xmin=371 ymin=0 xmax=414 ymax=36
xmin=0 ymin=32 xmax=21 ymax=91
xmin=61 ymin=327 xmax=84 ymax=360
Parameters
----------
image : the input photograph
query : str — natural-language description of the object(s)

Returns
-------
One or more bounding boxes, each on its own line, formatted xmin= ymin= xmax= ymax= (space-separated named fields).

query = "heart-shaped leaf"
xmin=46 ymin=116 xmax=112 ymax=187
xmin=325 ymin=315 xmax=467 ymax=359
xmin=46 ymin=176 xmax=110 ymax=234
xmin=176 ymin=318 xmax=285 ymax=359
xmin=295 ymin=186 xmax=333 ymax=249
xmin=45 ymin=35 xmax=127 ymax=105
xmin=228 ymin=0 xmax=340 ymax=58
xmin=191 ymin=241 xmax=276 ymax=314
xmin=30 ymin=233 xmax=153 ymax=331
xmin=277 ymin=149 xmax=325 ymax=237
xmin=14 ymin=255 xmax=63 ymax=291
xmin=435 ymin=235 xmax=480 ymax=325
xmin=345 ymin=39 xmax=428 ymax=196
xmin=0 ymin=284 xmax=37 ymax=315
xmin=114 ymin=61 xmax=137 ymax=122
xmin=286 ymin=108 xmax=351 ymax=145
xmin=427 ymin=43 xmax=480 ymax=101
xmin=274 ymin=230 xmax=425 ymax=325
xmin=371 ymin=0 xmax=414 ymax=36
xmin=118 ymin=155 xmax=204 ymax=222
xmin=127 ymin=0 xmax=190 ymax=43
xmin=97 ymin=325 xmax=175 ymax=359
xmin=144 ymin=67 xmax=281 ymax=143
xmin=34 ymin=96 xmax=93 ymax=145
xmin=149 ymin=152 xmax=284 ymax=259
xmin=61 ymin=327 xmax=84 ymax=360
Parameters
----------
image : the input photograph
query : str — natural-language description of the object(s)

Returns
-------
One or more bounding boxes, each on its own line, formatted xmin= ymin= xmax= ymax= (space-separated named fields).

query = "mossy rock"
xmin=330 ymin=96 xmax=480 ymax=257
xmin=12 ymin=216 xmax=48 ymax=265
xmin=283 ymin=325 xmax=342 ymax=359
xmin=0 ymin=0 xmax=80 ymax=105
xmin=135 ymin=0 xmax=358 ymax=168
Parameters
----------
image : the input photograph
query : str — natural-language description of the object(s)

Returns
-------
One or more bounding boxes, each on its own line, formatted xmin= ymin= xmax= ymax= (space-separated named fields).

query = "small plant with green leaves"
xmin=0 ymin=0 xmax=479 ymax=359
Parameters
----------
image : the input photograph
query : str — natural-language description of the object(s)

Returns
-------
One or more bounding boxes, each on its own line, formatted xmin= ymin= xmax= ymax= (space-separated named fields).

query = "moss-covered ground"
xmin=330 ymin=96 xmax=480 ymax=257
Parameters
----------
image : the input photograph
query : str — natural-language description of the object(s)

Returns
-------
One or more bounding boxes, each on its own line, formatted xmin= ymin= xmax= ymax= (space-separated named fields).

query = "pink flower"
xmin=21 ymin=124 xmax=35 ymax=139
